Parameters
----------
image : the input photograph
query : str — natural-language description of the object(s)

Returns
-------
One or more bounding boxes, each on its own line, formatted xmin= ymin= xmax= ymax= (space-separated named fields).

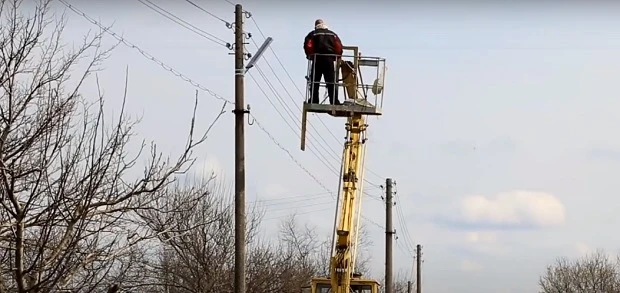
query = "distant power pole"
xmin=407 ymin=281 xmax=412 ymax=293
xmin=416 ymin=244 xmax=422 ymax=293
xmin=385 ymin=178 xmax=394 ymax=293
xmin=233 ymin=4 xmax=246 ymax=293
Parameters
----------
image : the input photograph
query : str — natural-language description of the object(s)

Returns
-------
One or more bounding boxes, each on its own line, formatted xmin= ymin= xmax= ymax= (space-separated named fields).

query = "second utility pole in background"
xmin=233 ymin=4 xmax=246 ymax=293
xmin=385 ymin=178 xmax=394 ymax=293
xmin=416 ymin=244 xmax=422 ymax=293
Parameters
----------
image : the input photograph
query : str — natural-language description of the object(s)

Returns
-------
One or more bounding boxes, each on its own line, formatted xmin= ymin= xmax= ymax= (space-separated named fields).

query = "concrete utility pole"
xmin=230 ymin=5 xmax=272 ymax=293
xmin=233 ymin=4 xmax=246 ymax=293
xmin=407 ymin=281 xmax=412 ymax=293
xmin=385 ymin=178 xmax=394 ymax=293
xmin=416 ymin=244 xmax=422 ymax=293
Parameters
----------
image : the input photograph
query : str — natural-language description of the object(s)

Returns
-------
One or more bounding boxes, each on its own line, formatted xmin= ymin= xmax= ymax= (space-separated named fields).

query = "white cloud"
xmin=460 ymin=191 xmax=566 ymax=228
xmin=460 ymin=259 xmax=482 ymax=272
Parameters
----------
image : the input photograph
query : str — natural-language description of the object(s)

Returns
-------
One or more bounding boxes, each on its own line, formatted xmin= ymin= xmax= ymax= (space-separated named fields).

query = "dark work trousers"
xmin=309 ymin=57 xmax=339 ymax=104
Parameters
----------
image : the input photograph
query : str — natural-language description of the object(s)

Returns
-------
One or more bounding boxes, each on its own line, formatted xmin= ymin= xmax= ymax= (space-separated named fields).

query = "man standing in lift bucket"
xmin=304 ymin=19 xmax=343 ymax=105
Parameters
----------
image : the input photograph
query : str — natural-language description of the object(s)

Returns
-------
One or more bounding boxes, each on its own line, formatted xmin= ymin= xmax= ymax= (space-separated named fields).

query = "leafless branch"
xmin=0 ymin=1 xmax=220 ymax=291
xmin=539 ymin=250 xmax=620 ymax=293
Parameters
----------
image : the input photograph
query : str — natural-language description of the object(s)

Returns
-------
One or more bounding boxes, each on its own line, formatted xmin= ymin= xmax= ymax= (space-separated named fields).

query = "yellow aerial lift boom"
xmin=300 ymin=46 xmax=386 ymax=293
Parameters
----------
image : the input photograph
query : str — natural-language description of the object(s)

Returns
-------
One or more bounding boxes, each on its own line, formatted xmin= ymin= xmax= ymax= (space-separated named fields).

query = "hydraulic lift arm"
xmin=330 ymin=114 xmax=366 ymax=292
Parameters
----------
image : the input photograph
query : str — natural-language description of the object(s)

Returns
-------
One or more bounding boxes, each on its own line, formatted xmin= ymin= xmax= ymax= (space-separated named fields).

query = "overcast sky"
xmin=43 ymin=0 xmax=620 ymax=292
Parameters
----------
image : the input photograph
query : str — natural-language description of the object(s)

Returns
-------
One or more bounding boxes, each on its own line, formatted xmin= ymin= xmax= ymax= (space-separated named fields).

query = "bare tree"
xmin=126 ymin=196 xmax=382 ymax=293
xmin=275 ymin=213 xmax=376 ymax=291
xmin=137 ymin=177 xmax=263 ymax=293
xmin=353 ymin=224 xmax=374 ymax=276
xmin=377 ymin=270 xmax=411 ymax=293
xmin=539 ymin=250 xmax=620 ymax=293
xmin=0 ymin=1 xmax=223 ymax=292
xmin=277 ymin=214 xmax=325 ymax=291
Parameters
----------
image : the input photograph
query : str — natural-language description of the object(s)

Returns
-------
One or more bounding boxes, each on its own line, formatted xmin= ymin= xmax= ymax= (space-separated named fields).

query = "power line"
xmin=64 ymin=0 xmax=371 ymax=204
xmin=137 ymin=0 xmax=327 ymax=175
xmin=136 ymin=0 xmax=231 ymax=48
xmin=246 ymin=24 xmax=344 ymax=166
xmin=218 ymin=2 xmax=385 ymax=188
xmin=254 ymin=190 xmax=333 ymax=201
xmin=252 ymin=65 xmax=341 ymax=171
xmin=392 ymin=183 xmax=416 ymax=255
xmin=245 ymin=15 xmax=386 ymax=188
xmin=254 ymin=187 xmax=380 ymax=205
xmin=396 ymin=203 xmax=416 ymax=254
xmin=264 ymin=200 xmax=333 ymax=211
xmin=245 ymin=51 xmax=384 ymax=217
xmin=250 ymin=41 xmax=342 ymax=165
xmin=228 ymin=190 xmax=385 ymax=214
xmin=248 ymin=68 xmax=382 ymax=202
xmin=250 ymin=113 xmax=334 ymax=195
xmin=221 ymin=0 xmax=249 ymax=13
xmin=64 ymin=0 xmax=384 ymax=229
xmin=248 ymin=25 xmax=342 ymax=147
xmin=135 ymin=0 xmax=335 ymax=171
xmin=247 ymin=72 xmax=340 ymax=175
xmin=59 ymin=0 xmax=233 ymax=105
xmin=222 ymin=0 xmax=236 ymax=7
xmin=396 ymin=238 xmax=414 ymax=258
xmin=181 ymin=1 xmax=384 ymax=190
xmin=250 ymin=113 xmax=384 ymax=229
xmin=156 ymin=1 xmax=343 ymax=177
xmin=183 ymin=0 xmax=233 ymax=26
xmin=263 ymin=206 xmax=330 ymax=221
xmin=363 ymin=216 xmax=385 ymax=230
xmin=211 ymin=2 xmax=380 ymax=185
